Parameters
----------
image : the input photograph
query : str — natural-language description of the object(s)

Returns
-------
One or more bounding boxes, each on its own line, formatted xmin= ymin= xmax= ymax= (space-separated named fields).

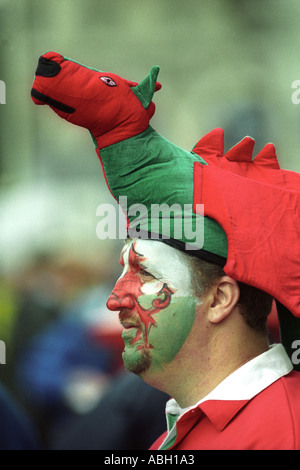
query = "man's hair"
xmin=188 ymin=255 xmax=273 ymax=333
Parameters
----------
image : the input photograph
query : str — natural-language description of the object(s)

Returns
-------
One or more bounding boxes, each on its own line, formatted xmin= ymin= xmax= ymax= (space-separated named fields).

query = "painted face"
xmin=106 ymin=239 xmax=198 ymax=376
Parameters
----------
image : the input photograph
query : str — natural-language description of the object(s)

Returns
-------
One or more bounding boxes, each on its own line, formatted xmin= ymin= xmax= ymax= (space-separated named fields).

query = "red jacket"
xmin=150 ymin=346 xmax=300 ymax=450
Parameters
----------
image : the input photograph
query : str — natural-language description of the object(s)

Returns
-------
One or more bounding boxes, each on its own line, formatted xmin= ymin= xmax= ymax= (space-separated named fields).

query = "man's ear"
xmin=207 ymin=276 xmax=240 ymax=324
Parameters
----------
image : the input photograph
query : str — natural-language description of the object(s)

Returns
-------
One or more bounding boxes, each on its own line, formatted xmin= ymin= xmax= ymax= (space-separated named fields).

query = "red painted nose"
xmin=106 ymin=293 xmax=135 ymax=311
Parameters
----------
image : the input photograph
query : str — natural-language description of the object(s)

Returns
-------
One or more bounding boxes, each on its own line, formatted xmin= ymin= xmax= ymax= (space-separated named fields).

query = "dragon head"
xmin=31 ymin=51 xmax=161 ymax=148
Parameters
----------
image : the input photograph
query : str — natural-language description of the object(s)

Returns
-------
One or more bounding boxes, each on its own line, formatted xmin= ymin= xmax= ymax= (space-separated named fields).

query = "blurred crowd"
xmin=0 ymin=251 xmax=169 ymax=449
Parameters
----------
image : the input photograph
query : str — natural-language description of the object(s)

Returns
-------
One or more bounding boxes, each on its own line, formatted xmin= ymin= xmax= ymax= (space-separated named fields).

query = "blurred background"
xmin=0 ymin=0 xmax=299 ymax=449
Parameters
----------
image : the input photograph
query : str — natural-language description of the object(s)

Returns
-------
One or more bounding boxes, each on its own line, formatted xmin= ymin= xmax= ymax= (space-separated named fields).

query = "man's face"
xmin=106 ymin=239 xmax=198 ymax=376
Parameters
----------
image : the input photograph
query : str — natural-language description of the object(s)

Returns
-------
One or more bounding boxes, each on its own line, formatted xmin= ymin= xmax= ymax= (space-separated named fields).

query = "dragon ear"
xmin=131 ymin=66 xmax=161 ymax=108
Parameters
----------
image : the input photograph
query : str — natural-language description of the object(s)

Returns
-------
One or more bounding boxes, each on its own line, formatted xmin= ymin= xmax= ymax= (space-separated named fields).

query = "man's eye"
xmin=139 ymin=269 xmax=154 ymax=280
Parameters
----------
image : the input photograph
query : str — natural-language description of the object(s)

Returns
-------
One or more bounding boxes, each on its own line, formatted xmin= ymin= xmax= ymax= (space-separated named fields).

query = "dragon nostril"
xmin=35 ymin=56 xmax=61 ymax=77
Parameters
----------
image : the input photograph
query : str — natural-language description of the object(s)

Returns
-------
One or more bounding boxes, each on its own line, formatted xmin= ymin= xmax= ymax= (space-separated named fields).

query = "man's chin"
xmin=122 ymin=347 xmax=152 ymax=375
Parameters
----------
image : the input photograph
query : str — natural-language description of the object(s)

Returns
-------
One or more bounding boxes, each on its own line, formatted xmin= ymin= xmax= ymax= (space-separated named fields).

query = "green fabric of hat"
xmin=99 ymin=126 xmax=228 ymax=262
xmin=31 ymin=51 xmax=228 ymax=262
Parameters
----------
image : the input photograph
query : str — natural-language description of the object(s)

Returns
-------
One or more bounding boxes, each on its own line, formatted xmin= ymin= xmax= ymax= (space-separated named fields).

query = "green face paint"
xmin=107 ymin=239 xmax=198 ymax=376
xmin=145 ymin=296 xmax=197 ymax=370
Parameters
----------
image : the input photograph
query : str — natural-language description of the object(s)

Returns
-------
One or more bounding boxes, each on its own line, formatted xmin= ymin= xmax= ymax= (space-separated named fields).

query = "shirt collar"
xmin=166 ymin=344 xmax=293 ymax=424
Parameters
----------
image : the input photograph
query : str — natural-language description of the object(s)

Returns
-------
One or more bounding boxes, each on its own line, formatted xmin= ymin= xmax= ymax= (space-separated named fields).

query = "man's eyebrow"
xmin=119 ymin=242 xmax=129 ymax=266
xmin=128 ymin=242 xmax=148 ymax=268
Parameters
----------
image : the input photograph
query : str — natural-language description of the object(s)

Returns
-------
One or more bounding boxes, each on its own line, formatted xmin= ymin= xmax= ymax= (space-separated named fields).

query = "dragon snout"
xmin=35 ymin=55 xmax=62 ymax=77
xmin=31 ymin=53 xmax=75 ymax=114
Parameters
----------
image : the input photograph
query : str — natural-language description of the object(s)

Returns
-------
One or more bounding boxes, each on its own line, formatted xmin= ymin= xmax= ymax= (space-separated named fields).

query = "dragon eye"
xmin=100 ymin=76 xmax=117 ymax=87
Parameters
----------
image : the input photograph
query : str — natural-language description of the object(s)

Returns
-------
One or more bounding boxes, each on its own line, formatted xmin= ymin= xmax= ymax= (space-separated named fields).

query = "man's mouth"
xmin=120 ymin=315 xmax=151 ymax=349
xmin=121 ymin=322 xmax=139 ymax=329
xmin=119 ymin=312 xmax=141 ymax=330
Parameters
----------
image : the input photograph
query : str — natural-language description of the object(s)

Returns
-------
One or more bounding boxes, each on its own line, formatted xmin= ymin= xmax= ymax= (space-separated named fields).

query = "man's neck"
xmin=141 ymin=329 xmax=269 ymax=409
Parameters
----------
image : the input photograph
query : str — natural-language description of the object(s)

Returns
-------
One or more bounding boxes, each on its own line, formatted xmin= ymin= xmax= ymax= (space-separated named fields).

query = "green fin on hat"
xmin=132 ymin=66 xmax=161 ymax=109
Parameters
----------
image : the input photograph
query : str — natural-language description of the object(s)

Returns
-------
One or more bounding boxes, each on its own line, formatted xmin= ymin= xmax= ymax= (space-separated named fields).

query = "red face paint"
xmin=107 ymin=241 xmax=174 ymax=348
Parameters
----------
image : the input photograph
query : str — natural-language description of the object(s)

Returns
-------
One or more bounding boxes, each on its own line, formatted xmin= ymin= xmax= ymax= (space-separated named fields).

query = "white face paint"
xmin=123 ymin=239 xmax=194 ymax=297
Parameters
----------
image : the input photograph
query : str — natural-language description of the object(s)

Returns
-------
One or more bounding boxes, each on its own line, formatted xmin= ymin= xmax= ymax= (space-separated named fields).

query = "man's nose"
xmin=106 ymin=291 xmax=135 ymax=311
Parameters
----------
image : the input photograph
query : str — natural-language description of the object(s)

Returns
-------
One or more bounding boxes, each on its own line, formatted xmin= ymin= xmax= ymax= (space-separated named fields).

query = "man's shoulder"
xmin=244 ymin=370 xmax=300 ymax=449
xmin=180 ymin=370 xmax=300 ymax=450
xmin=274 ymin=370 xmax=300 ymax=415
xmin=280 ymin=368 xmax=300 ymax=387
xmin=263 ymin=369 xmax=300 ymax=405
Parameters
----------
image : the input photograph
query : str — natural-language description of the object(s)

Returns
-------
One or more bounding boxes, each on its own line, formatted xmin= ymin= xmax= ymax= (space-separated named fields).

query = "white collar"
xmin=166 ymin=343 xmax=293 ymax=418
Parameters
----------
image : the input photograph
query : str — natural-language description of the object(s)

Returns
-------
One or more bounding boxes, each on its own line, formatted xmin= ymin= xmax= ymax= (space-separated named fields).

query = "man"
xmin=106 ymin=238 xmax=300 ymax=450
xmin=31 ymin=53 xmax=300 ymax=450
